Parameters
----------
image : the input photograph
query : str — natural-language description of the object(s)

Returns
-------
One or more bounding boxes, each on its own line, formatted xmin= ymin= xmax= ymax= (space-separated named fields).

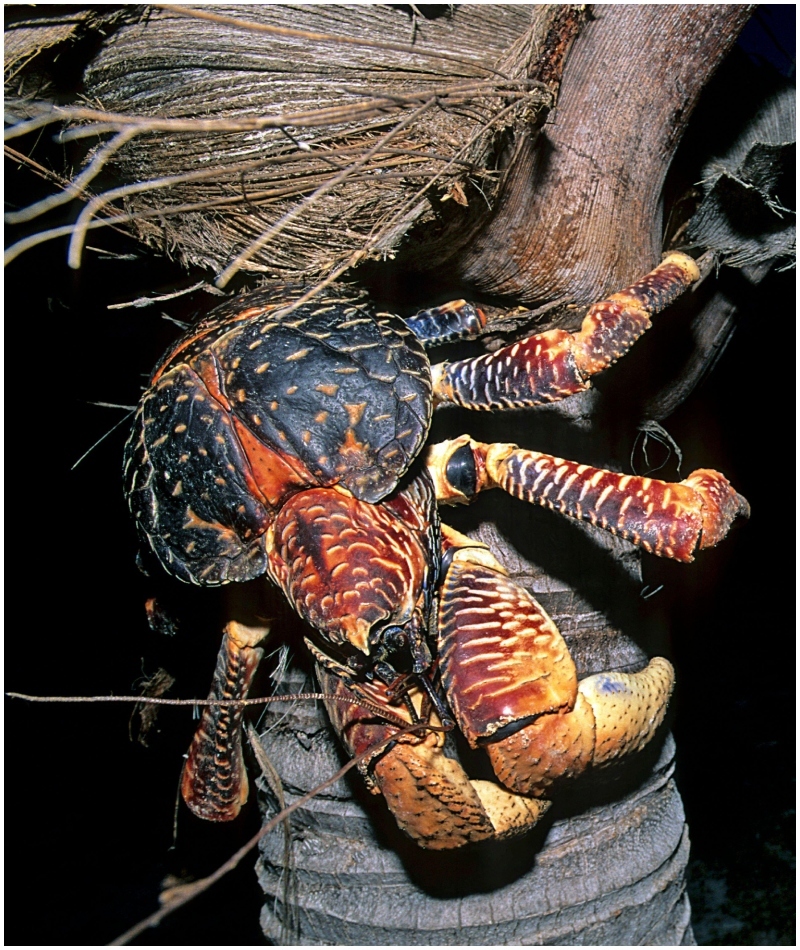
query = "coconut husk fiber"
xmin=6 ymin=5 xmax=585 ymax=287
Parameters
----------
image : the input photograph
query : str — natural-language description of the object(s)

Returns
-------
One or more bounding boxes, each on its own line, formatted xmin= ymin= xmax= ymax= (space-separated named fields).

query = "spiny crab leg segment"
xmin=437 ymin=532 xmax=675 ymax=797
xmin=430 ymin=252 xmax=700 ymax=410
xmin=428 ymin=437 xmax=750 ymax=562
xmin=316 ymin=533 xmax=675 ymax=849
xmin=181 ymin=621 xmax=268 ymax=821
xmin=315 ymin=664 xmax=548 ymax=850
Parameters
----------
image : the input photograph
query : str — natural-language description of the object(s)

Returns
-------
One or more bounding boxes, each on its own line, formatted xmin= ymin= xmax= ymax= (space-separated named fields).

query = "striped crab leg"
xmin=427 ymin=437 xmax=749 ymax=562
xmin=181 ymin=621 xmax=268 ymax=821
xmin=430 ymin=253 xmax=700 ymax=410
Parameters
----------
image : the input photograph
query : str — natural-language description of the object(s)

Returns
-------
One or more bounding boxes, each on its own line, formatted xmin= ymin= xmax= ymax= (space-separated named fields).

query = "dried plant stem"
xmin=107 ymin=720 xmax=442 ymax=946
xmin=6 ymin=127 xmax=138 ymax=224
xmin=5 ymin=690 xmax=414 ymax=728
xmin=7 ymin=144 xmax=469 ymax=234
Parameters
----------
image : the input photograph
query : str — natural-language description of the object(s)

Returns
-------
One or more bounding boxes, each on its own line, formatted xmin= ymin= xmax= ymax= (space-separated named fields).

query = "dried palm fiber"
xmin=5 ymin=11 xmax=87 ymax=86
xmin=7 ymin=5 xmax=584 ymax=284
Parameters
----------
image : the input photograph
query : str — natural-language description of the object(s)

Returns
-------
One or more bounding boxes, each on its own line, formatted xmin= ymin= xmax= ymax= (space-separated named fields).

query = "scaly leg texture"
xmin=428 ymin=437 xmax=750 ymax=561
xmin=181 ymin=621 xmax=268 ymax=820
xmin=437 ymin=534 xmax=675 ymax=799
xmin=430 ymin=252 xmax=699 ymax=409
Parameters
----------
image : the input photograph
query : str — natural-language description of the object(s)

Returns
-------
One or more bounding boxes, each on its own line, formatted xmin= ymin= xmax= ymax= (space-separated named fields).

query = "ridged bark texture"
xmin=256 ymin=673 xmax=693 ymax=946
xmin=447 ymin=5 xmax=754 ymax=306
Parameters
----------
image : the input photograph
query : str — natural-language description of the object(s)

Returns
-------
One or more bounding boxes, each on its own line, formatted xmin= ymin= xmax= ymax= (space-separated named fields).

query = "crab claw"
xmin=316 ymin=665 xmax=549 ymax=850
xmin=315 ymin=535 xmax=678 ymax=850
xmin=438 ymin=538 xmax=675 ymax=799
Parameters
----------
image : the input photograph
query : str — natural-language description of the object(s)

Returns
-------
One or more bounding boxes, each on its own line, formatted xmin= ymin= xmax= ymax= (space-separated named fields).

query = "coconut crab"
xmin=124 ymin=252 xmax=749 ymax=849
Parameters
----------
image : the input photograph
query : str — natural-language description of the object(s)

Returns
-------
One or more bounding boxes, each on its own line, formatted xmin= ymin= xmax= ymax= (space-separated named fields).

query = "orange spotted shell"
xmin=124 ymin=288 xmax=433 ymax=585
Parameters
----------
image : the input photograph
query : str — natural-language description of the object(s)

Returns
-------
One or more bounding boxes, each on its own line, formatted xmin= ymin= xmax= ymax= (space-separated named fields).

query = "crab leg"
xmin=437 ymin=535 xmax=674 ymax=797
xmin=315 ymin=665 xmax=549 ymax=850
xmin=403 ymin=299 xmax=486 ymax=345
xmin=181 ymin=621 xmax=268 ymax=821
xmin=428 ymin=437 xmax=749 ymax=562
xmin=431 ymin=252 xmax=699 ymax=410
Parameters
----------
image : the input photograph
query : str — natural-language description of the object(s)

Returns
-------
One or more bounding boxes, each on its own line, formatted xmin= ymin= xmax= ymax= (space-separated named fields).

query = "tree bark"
xmin=442 ymin=5 xmax=754 ymax=307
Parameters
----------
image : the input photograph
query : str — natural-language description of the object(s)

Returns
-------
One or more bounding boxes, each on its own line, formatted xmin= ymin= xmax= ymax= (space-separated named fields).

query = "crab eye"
xmin=445 ymin=443 xmax=477 ymax=498
xmin=381 ymin=625 xmax=407 ymax=652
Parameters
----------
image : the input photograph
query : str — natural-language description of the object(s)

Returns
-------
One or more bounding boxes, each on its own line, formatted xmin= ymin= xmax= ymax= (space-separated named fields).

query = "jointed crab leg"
xmin=428 ymin=437 xmax=749 ymax=562
xmin=316 ymin=664 xmax=549 ymax=850
xmin=437 ymin=534 xmax=675 ymax=796
xmin=403 ymin=299 xmax=486 ymax=345
xmin=181 ymin=621 xmax=268 ymax=821
xmin=430 ymin=252 xmax=700 ymax=410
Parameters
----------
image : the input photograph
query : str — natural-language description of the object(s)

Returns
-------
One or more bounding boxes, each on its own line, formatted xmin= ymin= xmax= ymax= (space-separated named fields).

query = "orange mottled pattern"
xmin=571 ymin=297 xmax=651 ymax=376
xmin=372 ymin=739 xmax=497 ymax=848
xmin=612 ymin=256 xmax=699 ymax=313
xmin=268 ymin=487 xmax=429 ymax=653
xmin=574 ymin=256 xmax=697 ymax=375
xmin=438 ymin=559 xmax=578 ymax=744
xmin=230 ymin=415 xmax=313 ymax=509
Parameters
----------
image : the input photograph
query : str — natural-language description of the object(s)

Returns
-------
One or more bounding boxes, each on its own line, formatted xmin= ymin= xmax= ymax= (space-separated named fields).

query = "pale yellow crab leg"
xmin=430 ymin=252 xmax=700 ymax=410
xmin=428 ymin=437 xmax=749 ymax=562
xmin=181 ymin=621 xmax=268 ymax=821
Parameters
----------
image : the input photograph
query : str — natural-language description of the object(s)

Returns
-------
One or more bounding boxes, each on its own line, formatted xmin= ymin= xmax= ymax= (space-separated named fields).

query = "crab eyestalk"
xmin=427 ymin=437 xmax=750 ymax=562
xmin=181 ymin=621 xmax=268 ymax=821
